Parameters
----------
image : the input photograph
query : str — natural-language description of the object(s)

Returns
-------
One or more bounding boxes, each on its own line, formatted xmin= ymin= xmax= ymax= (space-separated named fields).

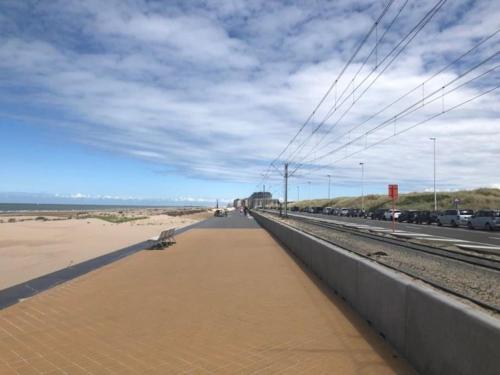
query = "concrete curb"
xmin=253 ymin=212 xmax=500 ymax=375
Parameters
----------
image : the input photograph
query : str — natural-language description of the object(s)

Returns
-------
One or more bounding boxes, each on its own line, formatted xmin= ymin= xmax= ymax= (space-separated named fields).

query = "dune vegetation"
xmin=289 ymin=188 xmax=500 ymax=212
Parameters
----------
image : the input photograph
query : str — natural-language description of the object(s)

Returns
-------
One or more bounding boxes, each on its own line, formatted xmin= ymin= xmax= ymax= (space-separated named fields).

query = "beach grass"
xmin=290 ymin=188 xmax=500 ymax=211
xmin=89 ymin=215 xmax=149 ymax=223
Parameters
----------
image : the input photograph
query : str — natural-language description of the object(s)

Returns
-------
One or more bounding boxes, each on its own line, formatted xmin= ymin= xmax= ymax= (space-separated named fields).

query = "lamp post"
xmin=307 ymin=181 xmax=311 ymax=200
xmin=430 ymin=138 xmax=437 ymax=211
xmin=359 ymin=163 xmax=365 ymax=212
xmin=327 ymin=174 xmax=332 ymax=200
xmin=297 ymin=185 xmax=300 ymax=201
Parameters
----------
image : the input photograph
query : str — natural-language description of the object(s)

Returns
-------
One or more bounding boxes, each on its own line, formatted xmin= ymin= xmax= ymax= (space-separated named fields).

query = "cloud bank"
xmin=0 ymin=0 xmax=499 ymax=194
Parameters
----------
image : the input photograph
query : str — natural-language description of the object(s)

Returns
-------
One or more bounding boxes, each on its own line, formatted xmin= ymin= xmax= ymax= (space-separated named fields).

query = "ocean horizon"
xmin=0 ymin=203 xmax=203 ymax=212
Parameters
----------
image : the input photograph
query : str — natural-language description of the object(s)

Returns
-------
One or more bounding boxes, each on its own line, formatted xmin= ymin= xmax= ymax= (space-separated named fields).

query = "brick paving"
xmin=0 ymin=225 xmax=414 ymax=374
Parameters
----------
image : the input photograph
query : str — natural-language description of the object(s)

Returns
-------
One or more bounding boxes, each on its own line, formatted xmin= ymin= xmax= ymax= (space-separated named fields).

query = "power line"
xmin=260 ymin=0 xmax=396 ymax=181
xmin=294 ymin=68 xmax=500 ymax=178
xmin=285 ymin=0 xmax=411 ymax=163
xmin=297 ymin=52 xmax=499 ymax=170
xmin=307 ymin=28 xmax=500 ymax=158
xmin=287 ymin=0 xmax=447 ymax=167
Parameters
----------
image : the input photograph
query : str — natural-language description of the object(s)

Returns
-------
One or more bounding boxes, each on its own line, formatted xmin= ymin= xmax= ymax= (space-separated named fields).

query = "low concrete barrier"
xmin=253 ymin=211 xmax=500 ymax=375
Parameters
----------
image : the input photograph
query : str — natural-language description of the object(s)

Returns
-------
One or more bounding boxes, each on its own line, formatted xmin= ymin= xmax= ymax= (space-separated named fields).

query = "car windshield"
xmin=460 ymin=210 xmax=473 ymax=214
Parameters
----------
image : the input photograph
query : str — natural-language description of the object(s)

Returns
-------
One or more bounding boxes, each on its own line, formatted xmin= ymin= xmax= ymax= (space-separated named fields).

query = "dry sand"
xmin=0 ymin=211 xmax=210 ymax=290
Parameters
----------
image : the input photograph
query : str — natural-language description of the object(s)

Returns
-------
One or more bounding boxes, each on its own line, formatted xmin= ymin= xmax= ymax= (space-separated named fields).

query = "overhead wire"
xmin=305 ymin=28 xmax=500 ymax=159
xmin=293 ymin=62 xmax=500 ymax=177
xmin=296 ymin=51 xmax=499 ymax=170
xmin=260 ymin=0 xmax=396 ymax=182
xmin=287 ymin=0 xmax=447 ymax=168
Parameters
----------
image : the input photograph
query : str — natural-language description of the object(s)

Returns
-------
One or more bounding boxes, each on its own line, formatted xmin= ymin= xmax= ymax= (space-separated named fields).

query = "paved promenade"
xmin=0 ymin=212 xmax=414 ymax=374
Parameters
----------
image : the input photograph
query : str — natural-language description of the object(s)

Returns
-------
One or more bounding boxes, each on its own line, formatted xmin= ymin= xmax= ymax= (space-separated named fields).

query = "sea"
xmin=0 ymin=203 xmax=179 ymax=212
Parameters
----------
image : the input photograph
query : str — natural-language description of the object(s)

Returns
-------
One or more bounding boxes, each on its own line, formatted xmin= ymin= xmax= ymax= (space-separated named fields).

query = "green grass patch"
xmin=90 ymin=215 xmax=148 ymax=223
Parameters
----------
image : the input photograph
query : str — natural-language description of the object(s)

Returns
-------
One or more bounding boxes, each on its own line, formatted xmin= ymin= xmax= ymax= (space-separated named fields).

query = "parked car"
xmin=323 ymin=207 xmax=333 ymax=215
xmin=383 ymin=209 xmax=402 ymax=221
xmin=290 ymin=206 xmax=299 ymax=212
xmin=467 ymin=210 xmax=500 ymax=231
xmin=340 ymin=208 xmax=349 ymax=216
xmin=370 ymin=208 xmax=386 ymax=220
xmin=347 ymin=208 xmax=361 ymax=217
xmin=398 ymin=210 xmax=418 ymax=223
xmin=214 ymin=209 xmax=227 ymax=217
xmin=437 ymin=209 xmax=474 ymax=227
xmin=308 ymin=206 xmax=323 ymax=214
xmin=413 ymin=210 xmax=438 ymax=224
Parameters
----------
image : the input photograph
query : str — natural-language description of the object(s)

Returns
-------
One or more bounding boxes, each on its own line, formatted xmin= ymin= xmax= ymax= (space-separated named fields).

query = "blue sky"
xmin=0 ymin=0 xmax=499 ymax=205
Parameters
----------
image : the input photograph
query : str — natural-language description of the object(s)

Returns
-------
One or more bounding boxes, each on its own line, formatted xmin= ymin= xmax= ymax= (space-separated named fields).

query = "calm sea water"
xmin=0 ymin=203 xmax=177 ymax=212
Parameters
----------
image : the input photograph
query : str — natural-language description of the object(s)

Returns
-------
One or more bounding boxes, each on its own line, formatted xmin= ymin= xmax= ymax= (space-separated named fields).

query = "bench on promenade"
xmin=147 ymin=228 xmax=176 ymax=249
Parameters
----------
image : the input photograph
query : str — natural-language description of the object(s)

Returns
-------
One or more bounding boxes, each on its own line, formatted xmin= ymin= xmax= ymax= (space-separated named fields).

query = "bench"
xmin=147 ymin=228 xmax=176 ymax=249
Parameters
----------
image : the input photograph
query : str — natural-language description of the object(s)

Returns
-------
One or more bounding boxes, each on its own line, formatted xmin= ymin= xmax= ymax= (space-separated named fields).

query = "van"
xmin=437 ymin=209 xmax=474 ymax=227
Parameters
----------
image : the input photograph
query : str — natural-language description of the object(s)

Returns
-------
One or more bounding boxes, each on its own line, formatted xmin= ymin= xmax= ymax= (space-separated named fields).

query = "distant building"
xmin=233 ymin=192 xmax=280 ymax=209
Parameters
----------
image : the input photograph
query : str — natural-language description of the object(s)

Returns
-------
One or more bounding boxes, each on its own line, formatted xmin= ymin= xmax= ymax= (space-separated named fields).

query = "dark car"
xmin=308 ymin=206 xmax=323 ymax=214
xmin=290 ymin=206 xmax=299 ymax=212
xmin=371 ymin=208 xmax=386 ymax=220
xmin=347 ymin=208 xmax=361 ymax=217
xmin=398 ymin=210 xmax=418 ymax=223
xmin=414 ymin=210 xmax=439 ymax=224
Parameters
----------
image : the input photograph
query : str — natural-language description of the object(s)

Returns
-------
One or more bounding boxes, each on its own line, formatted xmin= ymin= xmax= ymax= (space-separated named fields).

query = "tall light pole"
xmin=297 ymin=185 xmax=300 ymax=201
xmin=327 ymin=174 xmax=332 ymax=200
xmin=359 ymin=163 xmax=365 ymax=212
xmin=430 ymin=137 xmax=437 ymax=211
xmin=307 ymin=181 xmax=311 ymax=200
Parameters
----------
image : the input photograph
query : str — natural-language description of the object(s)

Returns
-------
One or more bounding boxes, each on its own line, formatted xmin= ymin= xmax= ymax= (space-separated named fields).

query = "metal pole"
xmin=263 ymin=184 xmax=265 ymax=209
xmin=327 ymin=174 xmax=331 ymax=200
xmin=284 ymin=163 xmax=289 ymax=217
xmin=297 ymin=185 xmax=300 ymax=201
xmin=430 ymin=138 xmax=437 ymax=211
xmin=360 ymin=163 xmax=364 ymax=212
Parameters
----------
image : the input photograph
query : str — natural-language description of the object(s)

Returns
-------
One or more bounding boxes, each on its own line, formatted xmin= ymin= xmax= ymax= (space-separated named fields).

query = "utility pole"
xmin=359 ymin=163 xmax=365 ymax=212
xmin=430 ymin=138 xmax=437 ymax=211
xmin=284 ymin=163 xmax=289 ymax=217
xmin=327 ymin=175 xmax=331 ymax=200
xmin=307 ymin=181 xmax=311 ymax=200
xmin=263 ymin=184 xmax=266 ymax=209
xmin=297 ymin=185 xmax=300 ymax=201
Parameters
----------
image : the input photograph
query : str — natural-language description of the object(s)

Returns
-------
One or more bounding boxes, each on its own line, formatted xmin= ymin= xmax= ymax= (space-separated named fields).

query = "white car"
xmin=323 ymin=207 xmax=333 ymax=215
xmin=340 ymin=208 xmax=349 ymax=216
xmin=383 ymin=209 xmax=401 ymax=220
xmin=437 ymin=209 xmax=474 ymax=227
xmin=467 ymin=210 xmax=500 ymax=231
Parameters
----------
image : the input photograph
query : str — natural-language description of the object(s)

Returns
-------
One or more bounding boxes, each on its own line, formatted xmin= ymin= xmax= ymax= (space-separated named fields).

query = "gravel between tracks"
xmin=268 ymin=213 xmax=500 ymax=313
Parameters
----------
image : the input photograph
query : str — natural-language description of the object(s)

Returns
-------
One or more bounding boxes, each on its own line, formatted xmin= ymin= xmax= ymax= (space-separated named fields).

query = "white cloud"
xmin=0 ymin=0 xmax=499 ymax=194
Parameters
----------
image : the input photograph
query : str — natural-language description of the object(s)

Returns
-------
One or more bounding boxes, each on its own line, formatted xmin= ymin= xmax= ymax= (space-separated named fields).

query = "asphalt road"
xmin=289 ymin=211 xmax=500 ymax=247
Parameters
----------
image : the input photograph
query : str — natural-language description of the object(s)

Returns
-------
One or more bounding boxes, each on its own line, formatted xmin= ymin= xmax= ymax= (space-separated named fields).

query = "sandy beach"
xmin=0 ymin=209 xmax=211 ymax=290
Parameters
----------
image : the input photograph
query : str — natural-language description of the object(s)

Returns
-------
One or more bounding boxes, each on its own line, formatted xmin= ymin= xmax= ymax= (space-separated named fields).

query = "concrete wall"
xmin=253 ymin=212 xmax=500 ymax=375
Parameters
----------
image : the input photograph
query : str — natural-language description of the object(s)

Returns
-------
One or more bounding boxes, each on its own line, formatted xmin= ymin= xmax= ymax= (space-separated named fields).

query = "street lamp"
xmin=359 ymin=163 xmax=365 ymax=212
xmin=307 ymin=181 xmax=311 ymax=200
xmin=327 ymin=174 xmax=332 ymax=200
xmin=297 ymin=185 xmax=300 ymax=201
xmin=430 ymin=138 xmax=437 ymax=211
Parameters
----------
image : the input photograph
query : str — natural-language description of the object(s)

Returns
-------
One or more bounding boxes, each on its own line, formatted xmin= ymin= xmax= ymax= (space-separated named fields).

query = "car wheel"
xmin=467 ymin=222 xmax=473 ymax=230
xmin=437 ymin=220 xmax=442 ymax=226
xmin=451 ymin=220 xmax=458 ymax=227
xmin=486 ymin=223 xmax=493 ymax=231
